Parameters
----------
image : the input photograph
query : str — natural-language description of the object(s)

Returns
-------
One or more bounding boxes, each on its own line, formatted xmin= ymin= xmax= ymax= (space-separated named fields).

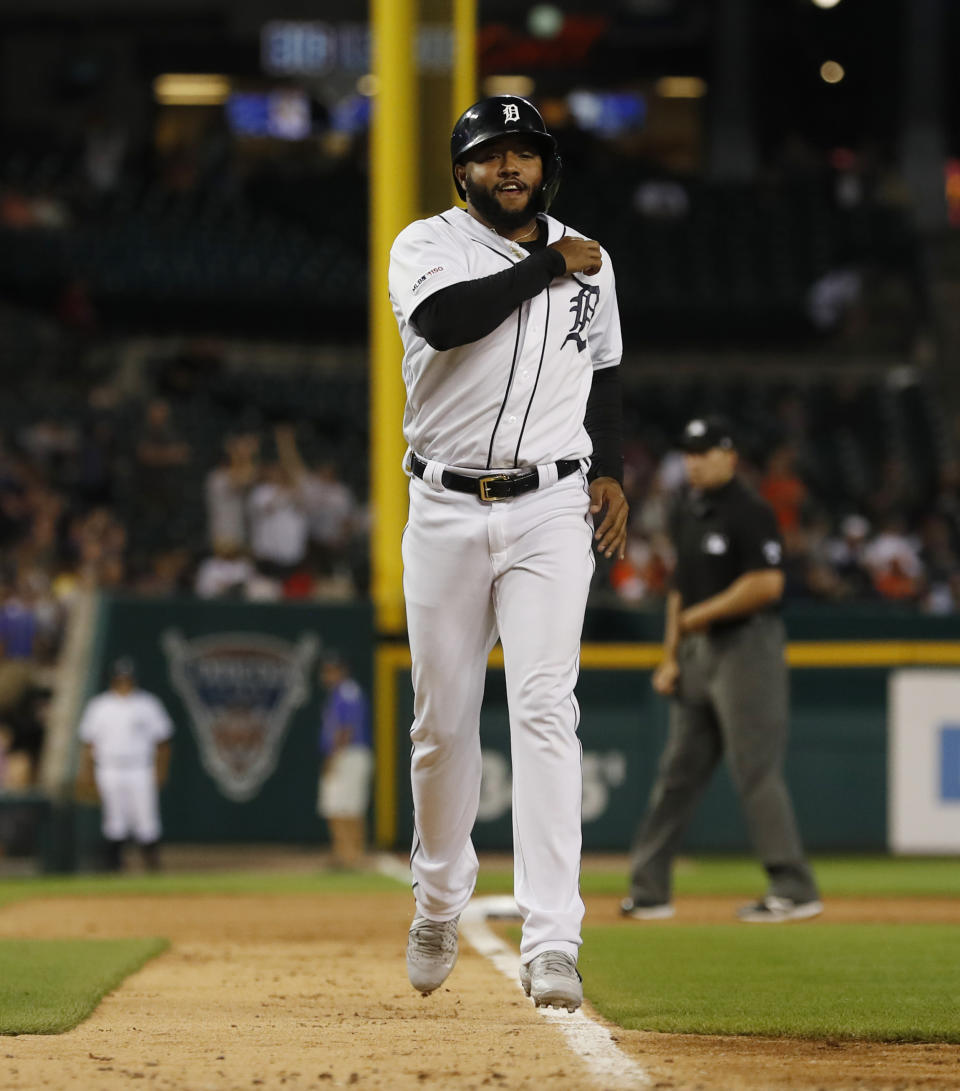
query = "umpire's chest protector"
xmin=389 ymin=207 xmax=622 ymax=471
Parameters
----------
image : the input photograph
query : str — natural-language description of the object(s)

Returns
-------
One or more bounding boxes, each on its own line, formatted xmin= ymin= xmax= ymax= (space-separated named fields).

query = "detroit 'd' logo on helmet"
xmin=502 ymin=103 xmax=520 ymax=124
xmin=163 ymin=629 xmax=318 ymax=802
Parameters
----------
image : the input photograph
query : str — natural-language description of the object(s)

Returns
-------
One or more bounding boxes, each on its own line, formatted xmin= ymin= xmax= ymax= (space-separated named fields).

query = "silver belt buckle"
xmin=478 ymin=473 xmax=513 ymax=502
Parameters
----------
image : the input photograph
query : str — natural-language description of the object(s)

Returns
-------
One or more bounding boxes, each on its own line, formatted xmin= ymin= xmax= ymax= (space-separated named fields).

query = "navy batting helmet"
xmin=450 ymin=95 xmax=562 ymax=210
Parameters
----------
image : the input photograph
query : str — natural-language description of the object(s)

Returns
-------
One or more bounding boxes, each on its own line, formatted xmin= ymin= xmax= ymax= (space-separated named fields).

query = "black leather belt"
xmin=409 ymin=453 xmax=581 ymax=502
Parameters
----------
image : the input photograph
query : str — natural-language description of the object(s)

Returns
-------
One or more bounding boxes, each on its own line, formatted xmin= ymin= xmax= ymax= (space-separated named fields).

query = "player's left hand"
xmin=589 ymin=478 xmax=629 ymax=559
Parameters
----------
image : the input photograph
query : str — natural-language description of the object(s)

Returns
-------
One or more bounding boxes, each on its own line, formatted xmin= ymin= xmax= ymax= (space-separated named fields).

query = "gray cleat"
xmin=406 ymin=913 xmax=460 ymax=994
xmin=519 ymin=960 xmax=531 ymax=996
xmin=527 ymin=950 xmax=582 ymax=1012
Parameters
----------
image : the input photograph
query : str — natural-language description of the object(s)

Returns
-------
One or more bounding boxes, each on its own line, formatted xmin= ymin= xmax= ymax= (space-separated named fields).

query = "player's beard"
xmin=465 ymin=176 xmax=545 ymax=234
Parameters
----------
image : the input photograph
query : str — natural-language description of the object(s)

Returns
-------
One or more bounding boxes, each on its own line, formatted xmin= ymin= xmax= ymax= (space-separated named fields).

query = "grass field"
xmin=1 ymin=854 xmax=956 ymax=908
xmin=580 ymin=923 xmax=960 ymax=1042
xmin=0 ymin=938 xmax=168 ymax=1034
xmin=478 ymin=854 xmax=960 ymax=898
xmin=0 ymin=855 xmax=958 ymax=1043
xmin=0 ymin=867 xmax=400 ymax=909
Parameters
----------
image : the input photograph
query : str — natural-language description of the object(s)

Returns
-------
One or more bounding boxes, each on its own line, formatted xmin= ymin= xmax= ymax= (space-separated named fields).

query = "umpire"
xmin=622 ymin=416 xmax=822 ymax=923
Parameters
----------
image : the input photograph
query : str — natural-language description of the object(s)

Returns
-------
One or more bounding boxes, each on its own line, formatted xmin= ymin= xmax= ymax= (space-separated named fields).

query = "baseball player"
xmin=621 ymin=416 xmax=822 ymax=923
xmin=388 ymin=94 xmax=628 ymax=1011
xmin=75 ymin=657 xmax=174 ymax=872
xmin=317 ymin=652 xmax=373 ymax=870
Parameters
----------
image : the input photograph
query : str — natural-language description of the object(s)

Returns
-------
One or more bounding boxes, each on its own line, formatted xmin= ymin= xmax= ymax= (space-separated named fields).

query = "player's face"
xmin=458 ymin=136 xmax=544 ymax=231
xmin=684 ymin=448 xmax=737 ymax=490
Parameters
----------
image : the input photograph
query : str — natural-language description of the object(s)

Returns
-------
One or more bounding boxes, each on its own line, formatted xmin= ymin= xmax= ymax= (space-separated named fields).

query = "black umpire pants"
xmin=628 ymin=613 xmax=819 ymax=905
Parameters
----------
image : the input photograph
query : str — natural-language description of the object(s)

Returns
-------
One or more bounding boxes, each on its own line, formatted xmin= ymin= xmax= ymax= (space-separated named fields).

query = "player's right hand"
xmin=549 ymin=237 xmax=602 ymax=276
xmin=651 ymin=658 xmax=680 ymax=697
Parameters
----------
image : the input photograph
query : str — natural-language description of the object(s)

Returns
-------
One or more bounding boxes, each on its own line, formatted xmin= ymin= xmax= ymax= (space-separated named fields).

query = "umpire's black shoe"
xmin=737 ymin=895 xmax=824 ymax=923
xmin=620 ymin=897 xmax=675 ymax=920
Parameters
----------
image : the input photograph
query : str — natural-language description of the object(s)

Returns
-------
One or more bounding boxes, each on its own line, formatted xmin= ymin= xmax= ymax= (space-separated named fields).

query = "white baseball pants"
xmin=94 ymin=765 xmax=162 ymax=843
xmin=403 ymin=469 xmax=593 ymax=962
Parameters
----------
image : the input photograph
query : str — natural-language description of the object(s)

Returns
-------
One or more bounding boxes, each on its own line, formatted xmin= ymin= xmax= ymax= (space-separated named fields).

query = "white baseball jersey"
xmin=390 ymin=202 xmax=623 ymax=965
xmin=79 ymin=690 xmax=173 ymax=769
xmin=389 ymin=206 xmax=621 ymax=470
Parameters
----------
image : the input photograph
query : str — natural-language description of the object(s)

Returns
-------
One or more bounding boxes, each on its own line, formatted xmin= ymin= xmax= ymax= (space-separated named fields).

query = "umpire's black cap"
xmin=679 ymin=415 xmax=738 ymax=454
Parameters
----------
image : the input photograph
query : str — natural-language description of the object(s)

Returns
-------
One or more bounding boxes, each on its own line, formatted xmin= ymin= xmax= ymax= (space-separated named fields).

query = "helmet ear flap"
xmin=453 ymin=160 xmax=467 ymax=201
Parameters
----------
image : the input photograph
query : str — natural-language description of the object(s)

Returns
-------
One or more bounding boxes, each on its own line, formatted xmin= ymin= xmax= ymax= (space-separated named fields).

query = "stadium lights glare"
xmin=527 ymin=4 xmax=564 ymax=39
xmin=820 ymin=60 xmax=845 ymax=84
xmin=153 ymin=74 xmax=232 ymax=106
xmin=811 ymin=0 xmax=842 ymax=8
xmin=655 ymin=77 xmax=707 ymax=99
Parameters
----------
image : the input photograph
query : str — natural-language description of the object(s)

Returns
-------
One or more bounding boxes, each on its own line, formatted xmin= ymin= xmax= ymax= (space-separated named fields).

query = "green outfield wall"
xmin=387 ymin=657 xmax=889 ymax=852
xmin=50 ymin=595 xmax=373 ymax=870
xmin=38 ymin=595 xmax=960 ymax=870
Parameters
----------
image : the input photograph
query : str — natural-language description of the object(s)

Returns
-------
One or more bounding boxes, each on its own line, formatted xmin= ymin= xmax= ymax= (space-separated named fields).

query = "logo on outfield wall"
xmin=163 ymin=630 xmax=318 ymax=802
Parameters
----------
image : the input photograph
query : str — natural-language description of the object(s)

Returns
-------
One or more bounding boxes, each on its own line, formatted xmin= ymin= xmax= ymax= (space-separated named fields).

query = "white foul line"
xmin=375 ymin=858 xmax=650 ymax=1090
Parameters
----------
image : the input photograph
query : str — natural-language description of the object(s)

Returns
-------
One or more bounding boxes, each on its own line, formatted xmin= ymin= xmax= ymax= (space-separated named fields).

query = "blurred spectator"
xmin=0 ymin=646 xmax=45 ymax=789
xmin=0 ymin=187 xmax=34 ymax=229
xmin=917 ymin=514 xmax=960 ymax=614
xmin=0 ymin=578 xmax=38 ymax=660
xmin=135 ymin=547 xmax=192 ymax=597
xmin=0 ymin=445 xmax=31 ymax=551
xmin=68 ymin=507 xmax=127 ymax=589
xmin=633 ymin=178 xmax=690 ymax=220
xmin=194 ymin=539 xmax=256 ymax=599
xmin=654 ymin=449 xmax=687 ymax=495
xmin=0 ymin=683 xmax=48 ymax=788
xmin=76 ymin=416 xmax=119 ymax=508
xmin=19 ymin=418 xmax=78 ymax=477
xmin=247 ymin=460 xmax=310 ymax=584
xmin=135 ymin=398 xmax=192 ymax=480
xmin=866 ymin=456 xmax=915 ymax=526
xmin=609 ymin=530 xmax=672 ymax=604
xmin=862 ymin=515 xmax=924 ymax=602
xmin=275 ymin=425 xmax=357 ymax=586
xmin=760 ymin=444 xmax=808 ymax=535
xmin=205 ymin=432 xmax=260 ymax=548
xmin=0 ymin=187 xmax=69 ymax=230
xmin=933 ymin=458 xmax=960 ymax=546
xmin=806 ymin=269 xmax=863 ymax=333
xmin=132 ymin=398 xmax=192 ymax=549
xmin=82 ymin=110 xmax=129 ymax=195
xmin=811 ymin=513 xmax=875 ymax=600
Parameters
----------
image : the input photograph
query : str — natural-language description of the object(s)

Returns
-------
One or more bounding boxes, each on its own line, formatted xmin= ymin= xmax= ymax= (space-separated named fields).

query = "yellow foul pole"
xmin=370 ymin=0 xmax=417 ymax=635
xmin=452 ymin=0 xmax=477 ymax=163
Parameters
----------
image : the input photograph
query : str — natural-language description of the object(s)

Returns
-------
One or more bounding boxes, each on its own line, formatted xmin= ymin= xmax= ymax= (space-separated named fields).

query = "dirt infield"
xmin=1 ymin=890 xmax=959 ymax=1090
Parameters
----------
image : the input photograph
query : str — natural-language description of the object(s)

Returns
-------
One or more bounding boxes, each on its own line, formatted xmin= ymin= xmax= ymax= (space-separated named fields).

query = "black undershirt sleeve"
xmin=584 ymin=366 xmax=624 ymax=484
xmin=411 ymin=247 xmax=567 ymax=351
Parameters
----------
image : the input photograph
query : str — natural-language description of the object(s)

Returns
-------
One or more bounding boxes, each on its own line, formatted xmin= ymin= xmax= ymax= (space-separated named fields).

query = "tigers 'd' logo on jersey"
xmin=163 ymin=629 xmax=318 ymax=802
xmin=563 ymin=282 xmax=600 ymax=352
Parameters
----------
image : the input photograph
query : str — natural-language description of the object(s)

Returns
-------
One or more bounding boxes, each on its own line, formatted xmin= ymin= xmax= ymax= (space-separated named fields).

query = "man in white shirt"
xmin=76 ymin=657 xmax=174 ymax=871
xmin=247 ymin=462 xmax=310 ymax=581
